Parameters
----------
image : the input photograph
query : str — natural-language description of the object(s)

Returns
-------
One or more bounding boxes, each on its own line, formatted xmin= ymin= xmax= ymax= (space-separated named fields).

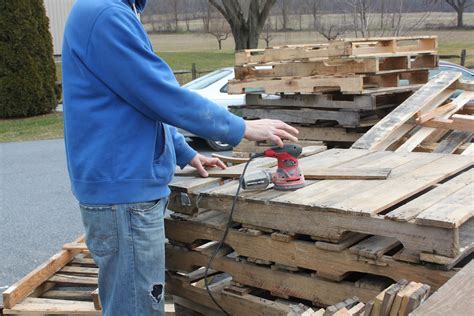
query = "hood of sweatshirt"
xmin=124 ymin=0 xmax=147 ymax=13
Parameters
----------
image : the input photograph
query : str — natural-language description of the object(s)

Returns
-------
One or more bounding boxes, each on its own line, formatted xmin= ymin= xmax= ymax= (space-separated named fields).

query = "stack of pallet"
xmin=167 ymin=147 xmax=472 ymax=314
xmin=228 ymin=36 xmax=439 ymax=157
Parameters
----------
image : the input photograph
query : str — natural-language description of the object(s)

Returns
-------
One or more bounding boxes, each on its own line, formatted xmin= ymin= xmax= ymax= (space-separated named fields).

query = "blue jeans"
xmin=80 ymin=197 xmax=168 ymax=316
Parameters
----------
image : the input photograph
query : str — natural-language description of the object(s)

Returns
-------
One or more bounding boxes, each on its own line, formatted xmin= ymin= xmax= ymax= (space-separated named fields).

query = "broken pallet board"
xmin=352 ymin=71 xmax=463 ymax=150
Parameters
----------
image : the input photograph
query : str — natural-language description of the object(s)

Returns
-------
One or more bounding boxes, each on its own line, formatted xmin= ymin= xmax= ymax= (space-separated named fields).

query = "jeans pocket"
xmin=79 ymin=204 xmax=119 ymax=257
xmin=128 ymin=199 xmax=165 ymax=229
xmin=128 ymin=199 xmax=161 ymax=213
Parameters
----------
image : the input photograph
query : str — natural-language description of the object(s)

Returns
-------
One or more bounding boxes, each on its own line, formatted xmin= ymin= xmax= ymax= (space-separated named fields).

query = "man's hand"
xmin=244 ymin=119 xmax=299 ymax=147
xmin=189 ymin=153 xmax=226 ymax=177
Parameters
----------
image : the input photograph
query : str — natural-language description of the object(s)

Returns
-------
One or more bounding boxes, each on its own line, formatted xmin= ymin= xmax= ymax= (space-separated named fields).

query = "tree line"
xmin=141 ymin=0 xmax=473 ymax=50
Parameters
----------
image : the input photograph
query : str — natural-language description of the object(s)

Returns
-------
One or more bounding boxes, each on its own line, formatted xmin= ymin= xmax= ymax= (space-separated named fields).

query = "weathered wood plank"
xmin=237 ymin=107 xmax=361 ymax=127
xmin=228 ymin=75 xmax=365 ymax=94
xmin=2 ymin=297 xmax=98 ymax=314
xmin=432 ymin=130 xmax=473 ymax=154
xmin=411 ymin=260 xmax=474 ymax=316
xmin=385 ymin=168 xmax=473 ymax=222
xmin=326 ymin=154 xmax=473 ymax=215
xmin=235 ymin=37 xmax=437 ymax=65
xmin=41 ymin=290 xmax=93 ymax=301
xmin=245 ymin=93 xmax=377 ymax=110
xmin=176 ymin=167 xmax=391 ymax=180
xmin=352 ymin=71 xmax=462 ymax=150
xmin=167 ymin=275 xmax=293 ymax=316
xmin=423 ymin=114 xmax=474 ymax=133
xmin=48 ymin=274 xmax=98 ymax=286
xmin=349 ymin=236 xmax=400 ymax=260
xmin=415 ymin=182 xmax=474 ymax=228
xmin=273 ymin=151 xmax=434 ymax=207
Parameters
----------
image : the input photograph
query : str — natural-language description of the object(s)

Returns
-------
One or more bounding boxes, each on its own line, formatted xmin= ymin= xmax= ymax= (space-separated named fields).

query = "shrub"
xmin=0 ymin=0 xmax=57 ymax=118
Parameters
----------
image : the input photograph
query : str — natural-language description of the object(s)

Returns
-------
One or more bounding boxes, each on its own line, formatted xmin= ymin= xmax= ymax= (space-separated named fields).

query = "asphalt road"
xmin=0 ymin=138 xmax=225 ymax=304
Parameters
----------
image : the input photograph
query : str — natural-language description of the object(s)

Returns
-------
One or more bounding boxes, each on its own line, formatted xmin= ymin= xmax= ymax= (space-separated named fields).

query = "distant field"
xmin=151 ymin=28 xmax=474 ymax=68
xmin=149 ymin=11 xmax=474 ymax=68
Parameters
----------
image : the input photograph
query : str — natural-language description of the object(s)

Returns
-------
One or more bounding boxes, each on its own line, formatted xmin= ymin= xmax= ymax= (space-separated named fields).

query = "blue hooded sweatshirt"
xmin=62 ymin=0 xmax=245 ymax=204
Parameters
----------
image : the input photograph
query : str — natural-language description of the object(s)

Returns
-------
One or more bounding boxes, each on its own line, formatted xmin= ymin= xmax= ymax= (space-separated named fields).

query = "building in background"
xmin=43 ymin=0 xmax=75 ymax=56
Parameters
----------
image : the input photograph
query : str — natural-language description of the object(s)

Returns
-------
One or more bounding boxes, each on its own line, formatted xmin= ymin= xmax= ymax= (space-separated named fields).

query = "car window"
xmin=183 ymin=69 xmax=233 ymax=90
xmin=220 ymin=83 xmax=228 ymax=93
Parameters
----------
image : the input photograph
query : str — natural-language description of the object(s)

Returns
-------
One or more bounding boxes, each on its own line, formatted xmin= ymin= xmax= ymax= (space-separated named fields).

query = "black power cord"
xmin=203 ymin=153 xmax=263 ymax=315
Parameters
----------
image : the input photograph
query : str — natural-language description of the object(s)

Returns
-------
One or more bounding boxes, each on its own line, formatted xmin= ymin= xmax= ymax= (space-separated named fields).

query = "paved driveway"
xmin=0 ymin=138 xmax=226 ymax=305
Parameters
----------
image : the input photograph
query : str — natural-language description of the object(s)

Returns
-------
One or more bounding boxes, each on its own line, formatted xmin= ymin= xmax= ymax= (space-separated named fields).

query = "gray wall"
xmin=44 ymin=0 xmax=76 ymax=56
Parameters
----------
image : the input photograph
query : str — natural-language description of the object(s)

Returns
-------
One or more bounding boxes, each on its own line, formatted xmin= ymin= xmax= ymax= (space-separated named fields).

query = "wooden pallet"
xmin=2 ymin=236 xmax=101 ymax=315
xmin=235 ymin=36 xmax=437 ymax=66
xmin=165 ymin=212 xmax=456 ymax=290
xmin=169 ymin=148 xmax=473 ymax=260
xmin=228 ymin=71 xmax=429 ymax=95
xmin=352 ymin=71 xmax=474 ymax=153
xmin=2 ymin=239 xmax=176 ymax=315
xmin=167 ymin=244 xmax=382 ymax=306
xmin=234 ymin=54 xmax=437 ymax=80
xmin=244 ymin=89 xmax=417 ymax=111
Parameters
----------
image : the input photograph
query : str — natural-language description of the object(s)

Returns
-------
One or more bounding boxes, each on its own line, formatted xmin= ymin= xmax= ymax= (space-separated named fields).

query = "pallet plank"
xmin=415 ymin=182 xmax=474 ymax=228
xmin=326 ymin=154 xmax=473 ymax=215
xmin=385 ymin=168 xmax=473 ymax=222
xmin=2 ymin=297 xmax=97 ymax=314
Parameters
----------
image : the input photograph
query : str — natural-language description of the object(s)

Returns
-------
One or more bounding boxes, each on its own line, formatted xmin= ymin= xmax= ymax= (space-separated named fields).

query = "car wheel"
xmin=206 ymin=140 xmax=233 ymax=151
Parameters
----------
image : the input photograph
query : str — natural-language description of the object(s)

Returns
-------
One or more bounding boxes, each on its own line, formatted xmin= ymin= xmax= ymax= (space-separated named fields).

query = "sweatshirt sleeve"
xmin=84 ymin=6 xmax=245 ymax=146
xmin=168 ymin=125 xmax=197 ymax=168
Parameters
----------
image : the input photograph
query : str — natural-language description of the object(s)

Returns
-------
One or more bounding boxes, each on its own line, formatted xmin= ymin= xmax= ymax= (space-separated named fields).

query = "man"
xmin=62 ymin=0 xmax=298 ymax=315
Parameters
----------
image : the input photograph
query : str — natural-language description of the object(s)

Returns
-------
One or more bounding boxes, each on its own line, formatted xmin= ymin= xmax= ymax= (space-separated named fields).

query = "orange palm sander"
xmin=242 ymin=144 xmax=305 ymax=190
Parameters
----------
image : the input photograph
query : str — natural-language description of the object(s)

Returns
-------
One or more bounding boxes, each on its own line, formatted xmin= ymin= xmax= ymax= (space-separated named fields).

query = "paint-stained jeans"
xmin=80 ymin=197 xmax=168 ymax=316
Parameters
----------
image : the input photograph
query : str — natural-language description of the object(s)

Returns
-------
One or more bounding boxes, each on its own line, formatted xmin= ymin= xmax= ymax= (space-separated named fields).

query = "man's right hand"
xmin=244 ymin=119 xmax=299 ymax=147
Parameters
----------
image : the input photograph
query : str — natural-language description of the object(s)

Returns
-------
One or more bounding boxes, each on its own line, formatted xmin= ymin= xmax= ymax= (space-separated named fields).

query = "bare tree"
xmin=208 ymin=19 xmax=231 ymax=49
xmin=303 ymin=0 xmax=322 ymax=29
xmin=315 ymin=23 xmax=345 ymax=40
xmin=172 ymin=0 xmax=179 ymax=32
xmin=280 ymin=0 xmax=289 ymax=30
xmin=429 ymin=0 xmax=473 ymax=27
xmin=208 ymin=0 xmax=276 ymax=50
xmin=338 ymin=0 xmax=433 ymax=37
xmin=260 ymin=20 xmax=274 ymax=47
xmin=199 ymin=0 xmax=211 ymax=32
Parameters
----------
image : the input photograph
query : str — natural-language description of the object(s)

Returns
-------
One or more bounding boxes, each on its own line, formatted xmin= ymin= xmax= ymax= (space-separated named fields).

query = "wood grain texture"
xmin=411 ymin=260 xmax=474 ymax=316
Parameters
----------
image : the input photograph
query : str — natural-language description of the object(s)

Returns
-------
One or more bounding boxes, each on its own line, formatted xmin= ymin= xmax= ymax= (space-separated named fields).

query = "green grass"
xmin=0 ymin=112 xmax=63 ymax=143
xmin=158 ymin=51 xmax=235 ymax=71
xmin=438 ymin=42 xmax=474 ymax=68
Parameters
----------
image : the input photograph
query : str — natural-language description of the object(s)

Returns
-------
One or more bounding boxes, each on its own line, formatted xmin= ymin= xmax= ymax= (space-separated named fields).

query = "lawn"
xmin=0 ymin=112 xmax=63 ymax=143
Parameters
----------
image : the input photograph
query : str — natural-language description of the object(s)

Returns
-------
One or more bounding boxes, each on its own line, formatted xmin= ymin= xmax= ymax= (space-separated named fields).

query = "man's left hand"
xmin=189 ymin=153 xmax=226 ymax=177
